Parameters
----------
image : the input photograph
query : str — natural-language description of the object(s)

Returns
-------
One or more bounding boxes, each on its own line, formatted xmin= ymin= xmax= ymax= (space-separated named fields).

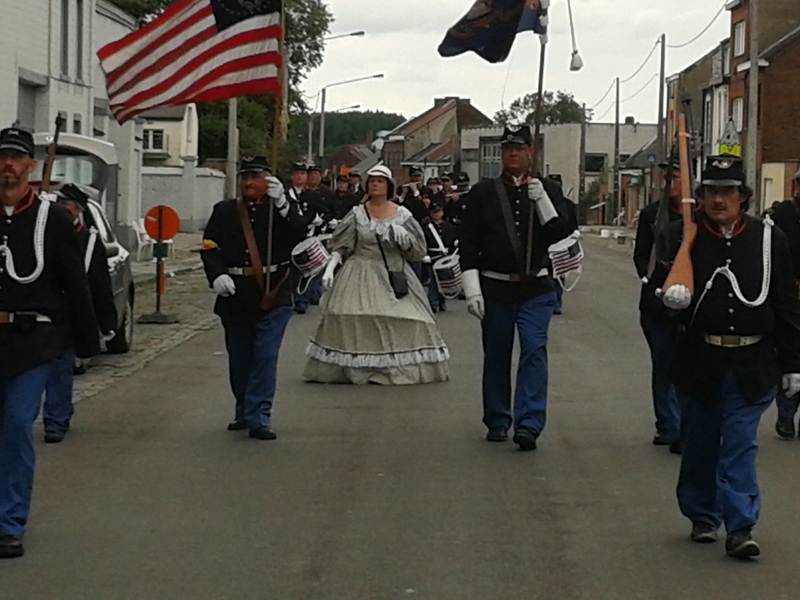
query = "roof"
xmin=140 ymin=105 xmax=187 ymax=121
xmin=352 ymin=154 xmax=382 ymax=175
xmin=388 ymin=99 xmax=458 ymax=137
xmin=32 ymin=133 xmax=118 ymax=165
xmin=401 ymin=140 xmax=454 ymax=166
xmin=623 ymin=135 xmax=659 ymax=169
xmin=762 ymin=24 xmax=800 ymax=59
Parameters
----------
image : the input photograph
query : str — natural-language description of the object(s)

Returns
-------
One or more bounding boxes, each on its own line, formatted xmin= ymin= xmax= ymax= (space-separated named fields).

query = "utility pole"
xmin=318 ymin=87 xmax=327 ymax=167
xmin=307 ymin=114 xmax=315 ymax=164
xmin=226 ymin=98 xmax=238 ymax=199
xmin=579 ymin=102 xmax=587 ymax=211
xmin=746 ymin=0 xmax=760 ymax=210
xmin=613 ymin=77 xmax=621 ymax=225
xmin=655 ymin=33 xmax=666 ymax=204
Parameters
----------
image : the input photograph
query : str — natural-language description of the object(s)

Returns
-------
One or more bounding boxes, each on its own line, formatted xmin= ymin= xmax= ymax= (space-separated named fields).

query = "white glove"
xmin=311 ymin=214 xmax=324 ymax=227
xmin=322 ymin=252 xmax=343 ymax=291
xmin=662 ymin=284 xmax=691 ymax=310
xmin=641 ymin=276 xmax=649 ymax=285
xmin=102 ymin=330 xmax=116 ymax=342
xmin=528 ymin=179 xmax=558 ymax=225
xmin=266 ymin=176 xmax=288 ymax=210
xmin=329 ymin=219 xmax=340 ymax=229
xmin=783 ymin=374 xmax=800 ymax=398
xmin=462 ymin=269 xmax=484 ymax=320
xmin=389 ymin=224 xmax=413 ymax=251
xmin=213 ymin=274 xmax=237 ymax=297
xmin=422 ymin=255 xmax=432 ymax=264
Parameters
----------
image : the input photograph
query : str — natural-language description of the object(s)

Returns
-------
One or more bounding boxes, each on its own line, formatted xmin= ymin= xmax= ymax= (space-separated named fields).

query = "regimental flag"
xmin=438 ymin=0 xmax=548 ymax=64
xmin=98 ymin=0 xmax=283 ymax=124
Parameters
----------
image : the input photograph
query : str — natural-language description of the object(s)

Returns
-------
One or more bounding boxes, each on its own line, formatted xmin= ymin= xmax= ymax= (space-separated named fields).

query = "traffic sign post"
xmin=137 ymin=205 xmax=181 ymax=325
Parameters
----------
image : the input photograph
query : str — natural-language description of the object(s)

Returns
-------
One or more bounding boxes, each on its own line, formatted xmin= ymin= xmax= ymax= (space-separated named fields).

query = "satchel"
xmin=365 ymin=206 xmax=409 ymax=299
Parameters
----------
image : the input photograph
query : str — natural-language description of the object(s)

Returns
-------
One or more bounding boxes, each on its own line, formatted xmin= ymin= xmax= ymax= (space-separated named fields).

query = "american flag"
xmin=98 ymin=0 xmax=283 ymax=124
xmin=549 ymin=234 xmax=584 ymax=279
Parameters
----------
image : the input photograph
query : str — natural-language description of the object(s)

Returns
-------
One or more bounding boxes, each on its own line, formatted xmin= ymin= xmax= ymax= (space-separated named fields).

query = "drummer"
xmin=423 ymin=201 xmax=457 ymax=313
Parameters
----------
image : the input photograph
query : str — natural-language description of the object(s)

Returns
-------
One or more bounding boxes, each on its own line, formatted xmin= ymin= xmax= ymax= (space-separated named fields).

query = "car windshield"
xmin=31 ymin=151 xmax=110 ymax=194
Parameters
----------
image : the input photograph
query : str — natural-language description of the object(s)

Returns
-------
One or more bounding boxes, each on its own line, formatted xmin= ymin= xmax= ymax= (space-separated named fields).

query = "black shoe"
xmin=775 ymin=417 xmax=796 ymax=440
xmin=726 ymin=529 xmax=760 ymax=559
xmin=513 ymin=427 xmax=539 ymax=452
xmin=652 ymin=431 xmax=671 ymax=446
xmin=690 ymin=522 xmax=718 ymax=544
xmin=553 ymin=307 xmax=563 ymax=315
xmin=486 ymin=428 xmax=509 ymax=442
xmin=44 ymin=431 xmax=65 ymax=444
xmin=669 ymin=440 xmax=682 ymax=455
xmin=294 ymin=306 xmax=307 ymax=314
xmin=227 ymin=420 xmax=247 ymax=431
xmin=248 ymin=426 xmax=277 ymax=441
xmin=0 ymin=535 xmax=24 ymax=559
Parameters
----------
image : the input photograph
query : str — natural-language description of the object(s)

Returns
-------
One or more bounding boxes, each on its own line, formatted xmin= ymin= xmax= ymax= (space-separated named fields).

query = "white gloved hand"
xmin=102 ymin=330 xmax=116 ymax=342
xmin=783 ymin=374 xmax=800 ymax=398
xmin=311 ymin=214 xmax=324 ymax=227
xmin=641 ymin=276 xmax=649 ymax=285
xmin=266 ymin=176 xmax=288 ymax=209
xmin=389 ymin=224 xmax=413 ymax=250
xmin=213 ymin=274 xmax=237 ymax=297
xmin=329 ymin=219 xmax=340 ymax=229
xmin=422 ymin=255 xmax=432 ymax=264
xmin=528 ymin=179 xmax=558 ymax=225
xmin=322 ymin=252 xmax=343 ymax=291
xmin=462 ymin=269 xmax=485 ymax=320
xmin=662 ymin=284 xmax=691 ymax=310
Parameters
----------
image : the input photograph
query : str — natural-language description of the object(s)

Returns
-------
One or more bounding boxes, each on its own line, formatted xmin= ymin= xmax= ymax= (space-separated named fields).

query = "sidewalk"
xmin=131 ymin=232 xmax=204 ymax=284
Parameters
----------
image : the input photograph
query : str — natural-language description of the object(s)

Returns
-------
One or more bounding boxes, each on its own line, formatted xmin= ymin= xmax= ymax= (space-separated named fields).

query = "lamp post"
xmin=324 ymin=31 xmax=366 ymax=41
xmin=318 ymin=74 xmax=384 ymax=165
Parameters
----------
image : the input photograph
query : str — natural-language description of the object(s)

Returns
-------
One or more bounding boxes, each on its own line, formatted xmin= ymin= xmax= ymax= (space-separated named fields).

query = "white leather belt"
xmin=481 ymin=268 xmax=548 ymax=282
xmin=228 ymin=263 xmax=286 ymax=276
xmin=704 ymin=334 xmax=763 ymax=348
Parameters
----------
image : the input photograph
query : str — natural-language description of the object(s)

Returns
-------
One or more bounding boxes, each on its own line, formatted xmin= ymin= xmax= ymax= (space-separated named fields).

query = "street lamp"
xmin=307 ymin=105 xmax=362 ymax=163
xmin=318 ymin=74 xmax=384 ymax=164
xmin=324 ymin=31 xmax=366 ymax=41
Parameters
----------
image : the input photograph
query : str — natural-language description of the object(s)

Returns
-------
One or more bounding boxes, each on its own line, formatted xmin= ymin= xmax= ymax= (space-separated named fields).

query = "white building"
xmin=461 ymin=120 xmax=659 ymax=202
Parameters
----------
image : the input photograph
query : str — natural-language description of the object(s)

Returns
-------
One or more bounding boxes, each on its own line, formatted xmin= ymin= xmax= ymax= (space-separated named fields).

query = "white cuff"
xmin=462 ymin=269 xmax=482 ymax=299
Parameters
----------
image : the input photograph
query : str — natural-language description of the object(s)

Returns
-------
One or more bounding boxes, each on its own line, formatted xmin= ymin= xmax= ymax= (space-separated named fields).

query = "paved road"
xmin=4 ymin=237 xmax=800 ymax=599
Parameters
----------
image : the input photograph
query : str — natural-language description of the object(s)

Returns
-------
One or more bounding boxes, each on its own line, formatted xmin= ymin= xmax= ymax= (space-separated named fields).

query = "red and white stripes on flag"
xmin=549 ymin=232 xmax=584 ymax=291
xmin=97 ymin=0 xmax=283 ymax=124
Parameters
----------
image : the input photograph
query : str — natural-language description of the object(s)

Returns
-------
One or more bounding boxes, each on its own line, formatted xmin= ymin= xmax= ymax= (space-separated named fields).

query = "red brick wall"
xmin=761 ymin=41 xmax=800 ymax=163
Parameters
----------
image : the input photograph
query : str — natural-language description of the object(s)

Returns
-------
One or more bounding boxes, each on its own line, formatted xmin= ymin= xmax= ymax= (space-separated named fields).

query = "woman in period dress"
xmin=303 ymin=165 xmax=450 ymax=385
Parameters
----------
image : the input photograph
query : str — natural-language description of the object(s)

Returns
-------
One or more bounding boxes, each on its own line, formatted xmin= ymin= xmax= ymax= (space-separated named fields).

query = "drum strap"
xmin=427 ymin=223 xmax=447 ymax=255
xmin=237 ymin=199 xmax=265 ymax=295
xmin=494 ymin=177 xmax=526 ymax=276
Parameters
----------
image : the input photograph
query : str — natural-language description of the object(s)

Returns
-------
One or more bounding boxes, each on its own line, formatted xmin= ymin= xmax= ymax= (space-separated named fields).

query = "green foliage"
xmin=289 ymin=111 xmax=405 ymax=156
xmin=495 ymin=90 xmax=592 ymax=127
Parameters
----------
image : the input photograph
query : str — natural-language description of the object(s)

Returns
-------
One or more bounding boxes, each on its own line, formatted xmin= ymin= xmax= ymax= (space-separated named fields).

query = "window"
xmin=703 ymin=92 xmax=713 ymax=147
xmin=480 ymin=142 xmax=501 ymax=179
xmin=732 ymin=97 xmax=744 ymax=132
xmin=733 ymin=21 xmax=746 ymax=57
xmin=723 ymin=45 xmax=731 ymax=76
xmin=143 ymin=129 xmax=166 ymax=151
xmin=73 ymin=115 xmax=82 ymax=135
xmin=585 ymin=154 xmax=606 ymax=173
xmin=76 ymin=0 xmax=84 ymax=80
xmin=61 ymin=0 xmax=70 ymax=76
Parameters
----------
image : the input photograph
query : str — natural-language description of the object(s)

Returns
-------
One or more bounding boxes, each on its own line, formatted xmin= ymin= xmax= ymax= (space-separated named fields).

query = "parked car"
xmin=32 ymin=133 xmax=135 ymax=355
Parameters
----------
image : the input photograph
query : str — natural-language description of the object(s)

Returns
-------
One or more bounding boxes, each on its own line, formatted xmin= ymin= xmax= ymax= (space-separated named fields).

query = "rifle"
xmin=40 ymin=115 xmax=66 ymax=193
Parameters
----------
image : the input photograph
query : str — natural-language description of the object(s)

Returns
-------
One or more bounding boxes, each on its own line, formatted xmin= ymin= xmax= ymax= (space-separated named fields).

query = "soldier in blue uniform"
xmin=458 ymin=125 xmax=573 ymax=451
xmin=0 ymin=128 xmax=99 ymax=559
xmin=201 ymin=157 xmax=307 ymax=440
xmin=662 ymin=156 xmax=800 ymax=559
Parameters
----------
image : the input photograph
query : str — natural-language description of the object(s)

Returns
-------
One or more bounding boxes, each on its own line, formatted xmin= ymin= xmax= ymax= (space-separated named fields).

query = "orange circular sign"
xmin=144 ymin=205 xmax=180 ymax=240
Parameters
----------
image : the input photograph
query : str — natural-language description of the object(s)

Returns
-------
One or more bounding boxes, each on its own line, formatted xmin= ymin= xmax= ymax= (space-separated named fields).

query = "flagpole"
xmin=265 ymin=0 xmax=286 ymax=299
xmin=525 ymin=38 xmax=548 ymax=276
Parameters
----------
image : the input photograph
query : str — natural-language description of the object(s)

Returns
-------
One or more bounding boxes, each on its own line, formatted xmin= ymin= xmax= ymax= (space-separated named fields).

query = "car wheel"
xmin=106 ymin=293 xmax=134 ymax=354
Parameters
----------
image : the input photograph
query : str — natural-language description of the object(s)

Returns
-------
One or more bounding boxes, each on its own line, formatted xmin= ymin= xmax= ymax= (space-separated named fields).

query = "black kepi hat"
xmin=55 ymin=183 xmax=89 ymax=208
xmin=238 ymin=156 xmax=271 ymax=175
xmin=0 ymin=127 xmax=35 ymax=157
xmin=291 ymin=161 xmax=307 ymax=173
xmin=307 ymin=164 xmax=321 ymax=173
xmin=409 ymin=165 xmax=423 ymax=176
xmin=701 ymin=155 xmax=745 ymax=187
xmin=500 ymin=124 xmax=533 ymax=147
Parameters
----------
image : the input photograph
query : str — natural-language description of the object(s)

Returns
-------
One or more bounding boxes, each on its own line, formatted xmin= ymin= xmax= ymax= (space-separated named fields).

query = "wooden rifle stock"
xmin=662 ymin=114 xmax=697 ymax=295
xmin=40 ymin=115 xmax=66 ymax=193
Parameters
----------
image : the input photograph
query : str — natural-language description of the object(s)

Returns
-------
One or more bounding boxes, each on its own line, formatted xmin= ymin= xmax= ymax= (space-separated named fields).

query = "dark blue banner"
xmin=438 ymin=0 xmax=546 ymax=64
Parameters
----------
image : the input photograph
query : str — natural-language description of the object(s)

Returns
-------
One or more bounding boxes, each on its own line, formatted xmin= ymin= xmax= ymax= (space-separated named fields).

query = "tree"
xmin=494 ymin=90 xmax=592 ymax=127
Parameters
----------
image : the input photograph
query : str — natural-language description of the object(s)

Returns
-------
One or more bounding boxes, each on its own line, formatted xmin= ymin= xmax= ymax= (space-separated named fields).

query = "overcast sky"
xmin=300 ymin=0 xmax=731 ymax=125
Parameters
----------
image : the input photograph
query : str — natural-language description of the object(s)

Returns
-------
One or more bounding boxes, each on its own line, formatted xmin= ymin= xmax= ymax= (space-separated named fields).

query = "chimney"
xmin=624 ymin=116 xmax=636 ymax=125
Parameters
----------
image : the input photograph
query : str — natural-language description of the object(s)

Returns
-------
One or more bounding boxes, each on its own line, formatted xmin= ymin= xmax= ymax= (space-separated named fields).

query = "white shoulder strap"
xmin=427 ymin=222 xmax=447 ymax=255
xmin=85 ymin=228 xmax=99 ymax=273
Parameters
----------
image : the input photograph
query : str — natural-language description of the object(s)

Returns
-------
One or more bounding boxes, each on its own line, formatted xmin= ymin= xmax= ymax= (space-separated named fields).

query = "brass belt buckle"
xmin=720 ymin=335 xmax=739 ymax=347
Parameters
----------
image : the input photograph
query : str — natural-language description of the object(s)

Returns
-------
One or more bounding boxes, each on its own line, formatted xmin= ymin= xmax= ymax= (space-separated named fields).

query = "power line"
xmin=621 ymin=72 xmax=659 ymax=103
xmin=621 ymin=39 xmax=659 ymax=84
xmin=667 ymin=1 xmax=727 ymax=49
xmin=596 ymin=100 xmax=615 ymax=122
xmin=590 ymin=79 xmax=615 ymax=109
